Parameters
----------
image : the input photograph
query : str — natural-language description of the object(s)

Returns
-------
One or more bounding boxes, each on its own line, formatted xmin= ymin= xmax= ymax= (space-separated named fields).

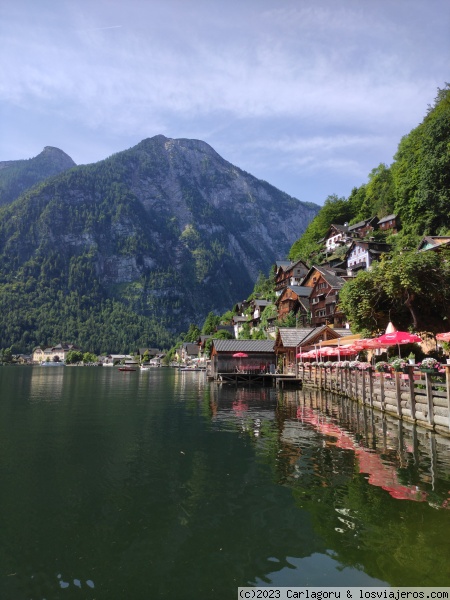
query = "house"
xmin=377 ymin=214 xmax=399 ymax=234
xmin=323 ymin=224 xmax=349 ymax=253
xmin=210 ymin=339 xmax=276 ymax=377
xmin=301 ymin=266 xmax=347 ymax=328
xmin=249 ymin=299 xmax=272 ymax=328
xmin=232 ymin=315 xmax=249 ymax=339
xmin=274 ymin=325 xmax=351 ymax=373
xmin=346 ymin=240 xmax=391 ymax=272
xmin=32 ymin=343 xmax=81 ymax=364
xmin=274 ymin=259 xmax=309 ymax=295
xmin=180 ymin=342 xmax=200 ymax=363
xmin=136 ymin=348 xmax=160 ymax=362
xmin=275 ymin=285 xmax=311 ymax=326
xmin=347 ymin=216 xmax=379 ymax=239
xmin=417 ymin=236 xmax=450 ymax=253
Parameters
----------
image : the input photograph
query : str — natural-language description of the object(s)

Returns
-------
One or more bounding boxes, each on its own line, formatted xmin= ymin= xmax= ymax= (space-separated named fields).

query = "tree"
xmin=338 ymin=251 xmax=450 ymax=333
xmin=201 ymin=312 xmax=220 ymax=335
xmin=184 ymin=324 xmax=201 ymax=343
xmin=66 ymin=350 xmax=83 ymax=364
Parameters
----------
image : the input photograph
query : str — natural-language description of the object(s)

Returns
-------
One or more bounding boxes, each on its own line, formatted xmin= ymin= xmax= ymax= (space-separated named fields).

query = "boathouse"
xmin=210 ymin=339 xmax=276 ymax=380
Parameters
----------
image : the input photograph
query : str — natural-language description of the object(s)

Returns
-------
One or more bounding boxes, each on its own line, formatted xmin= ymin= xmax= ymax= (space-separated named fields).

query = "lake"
xmin=1 ymin=366 xmax=450 ymax=599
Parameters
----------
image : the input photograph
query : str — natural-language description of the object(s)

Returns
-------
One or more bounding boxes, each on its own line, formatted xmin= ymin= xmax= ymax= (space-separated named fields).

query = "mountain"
xmin=0 ymin=146 xmax=76 ymax=207
xmin=0 ymin=136 xmax=319 ymax=353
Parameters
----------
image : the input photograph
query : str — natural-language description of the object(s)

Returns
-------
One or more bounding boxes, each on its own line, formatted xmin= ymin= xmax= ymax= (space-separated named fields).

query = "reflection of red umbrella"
xmin=437 ymin=332 xmax=450 ymax=342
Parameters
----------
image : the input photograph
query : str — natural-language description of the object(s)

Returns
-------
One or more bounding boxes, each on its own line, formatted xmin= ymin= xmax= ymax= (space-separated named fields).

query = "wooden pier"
xmin=212 ymin=371 xmax=302 ymax=388
xmin=299 ymin=364 xmax=450 ymax=437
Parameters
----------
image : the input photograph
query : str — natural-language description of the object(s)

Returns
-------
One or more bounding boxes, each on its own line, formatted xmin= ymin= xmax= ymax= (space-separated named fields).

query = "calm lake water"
xmin=1 ymin=366 xmax=450 ymax=599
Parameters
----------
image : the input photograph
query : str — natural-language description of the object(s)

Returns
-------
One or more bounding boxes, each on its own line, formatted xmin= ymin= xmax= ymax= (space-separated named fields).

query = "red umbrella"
xmin=232 ymin=352 xmax=248 ymax=358
xmin=374 ymin=331 xmax=421 ymax=345
xmin=373 ymin=330 xmax=421 ymax=358
xmin=437 ymin=332 xmax=450 ymax=342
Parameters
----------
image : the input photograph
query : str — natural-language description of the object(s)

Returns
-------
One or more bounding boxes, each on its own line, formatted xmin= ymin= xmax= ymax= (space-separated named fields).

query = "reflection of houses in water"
xmin=279 ymin=389 xmax=450 ymax=508
xmin=30 ymin=366 xmax=65 ymax=401
xmin=209 ymin=384 xmax=278 ymax=436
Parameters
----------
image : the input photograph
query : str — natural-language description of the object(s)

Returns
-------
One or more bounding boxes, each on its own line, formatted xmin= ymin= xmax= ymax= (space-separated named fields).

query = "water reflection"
xmin=1 ymin=368 xmax=450 ymax=597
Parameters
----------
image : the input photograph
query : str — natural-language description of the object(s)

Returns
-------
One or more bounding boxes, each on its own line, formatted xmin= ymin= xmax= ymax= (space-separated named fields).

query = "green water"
xmin=1 ymin=366 xmax=450 ymax=599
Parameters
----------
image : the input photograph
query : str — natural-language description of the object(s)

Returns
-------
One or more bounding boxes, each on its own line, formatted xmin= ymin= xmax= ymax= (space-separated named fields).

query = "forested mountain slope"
xmin=0 ymin=146 xmax=76 ymax=207
xmin=0 ymin=135 xmax=319 ymax=352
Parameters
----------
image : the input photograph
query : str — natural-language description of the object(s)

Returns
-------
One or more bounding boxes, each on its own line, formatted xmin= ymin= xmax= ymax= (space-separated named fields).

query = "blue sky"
xmin=1 ymin=0 xmax=449 ymax=206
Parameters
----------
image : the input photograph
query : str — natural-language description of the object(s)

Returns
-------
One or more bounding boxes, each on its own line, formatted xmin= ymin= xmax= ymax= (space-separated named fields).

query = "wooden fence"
xmin=298 ymin=364 xmax=450 ymax=437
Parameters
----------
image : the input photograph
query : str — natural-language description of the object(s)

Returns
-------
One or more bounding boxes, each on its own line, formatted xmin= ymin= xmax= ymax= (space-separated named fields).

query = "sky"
xmin=1 ymin=0 xmax=449 ymax=206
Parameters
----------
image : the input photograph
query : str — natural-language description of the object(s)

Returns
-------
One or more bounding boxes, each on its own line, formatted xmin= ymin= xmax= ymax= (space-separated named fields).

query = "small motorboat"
xmin=118 ymin=366 xmax=136 ymax=372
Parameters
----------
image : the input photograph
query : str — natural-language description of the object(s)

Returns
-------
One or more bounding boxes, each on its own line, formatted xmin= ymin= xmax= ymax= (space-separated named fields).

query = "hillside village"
xmin=17 ymin=212 xmax=450 ymax=370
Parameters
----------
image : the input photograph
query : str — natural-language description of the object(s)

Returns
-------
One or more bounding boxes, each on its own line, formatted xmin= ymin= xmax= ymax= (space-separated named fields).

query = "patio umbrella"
xmin=436 ymin=332 xmax=450 ymax=342
xmin=232 ymin=352 xmax=248 ymax=358
xmin=373 ymin=331 xmax=422 ymax=357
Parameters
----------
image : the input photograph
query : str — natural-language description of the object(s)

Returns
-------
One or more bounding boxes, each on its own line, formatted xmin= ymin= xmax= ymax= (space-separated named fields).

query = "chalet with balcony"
xmin=301 ymin=266 xmax=347 ymax=328
xmin=274 ymin=259 xmax=309 ymax=296
xmin=346 ymin=240 xmax=391 ymax=272
xmin=275 ymin=285 xmax=311 ymax=326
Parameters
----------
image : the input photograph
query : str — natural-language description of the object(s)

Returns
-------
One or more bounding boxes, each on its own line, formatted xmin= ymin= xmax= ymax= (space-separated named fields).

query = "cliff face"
xmin=0 ymin=136 xmax=319 ymax=350
xmin=0 ymin=146 xmax=76 ymax=207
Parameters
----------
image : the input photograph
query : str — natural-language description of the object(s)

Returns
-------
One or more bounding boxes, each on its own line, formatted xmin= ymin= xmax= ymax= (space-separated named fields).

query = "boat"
xmin=118 ymin=366 xmax=136 ymax=372
xmin=179 ymin=366 xmax=203 ymax=372
xmin=140 ymin=364 xmax=151 ymax=371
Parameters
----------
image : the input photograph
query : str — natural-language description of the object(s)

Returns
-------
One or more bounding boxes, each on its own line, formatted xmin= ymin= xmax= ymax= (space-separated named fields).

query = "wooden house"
xmin=377 ymin=214 xmax=399 ymax=234
xmin=275 ymin=285 xmax=311 ymax=326
xmin=301 ymin=266 xmax=347 ymax=328
xmin=274 ymin=259 xmax=309 ymax=295
xmin=210 ymin=339 xmax=276 ymax=377
xmin=274 ymin=325 xmax=349 ymax=373
xmin=347 ymin=216 xmax=379 ymax=239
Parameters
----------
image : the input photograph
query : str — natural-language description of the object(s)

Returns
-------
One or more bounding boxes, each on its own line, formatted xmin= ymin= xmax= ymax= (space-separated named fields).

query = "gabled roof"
xmin=347 ymin=216 xmax=378 ymax=231
xmin=252 ymin=299 xmax=272 ymax=308
xmin=288 ymin=285 xmax=312 ymax=297
xmin=276 ymin=328 xmax=316 ymax=348
xmin=417 ymin=236 xmax=450 ymax=252
xmin=212 ymin=339 xmax=275 ymax=353
xmin=182 ymin=343 xmax=200 ymax=355
xmin=301 ymin=265 xmax=346 ymax=289
xmin=377 ymin=214 xmax=397 ymax=224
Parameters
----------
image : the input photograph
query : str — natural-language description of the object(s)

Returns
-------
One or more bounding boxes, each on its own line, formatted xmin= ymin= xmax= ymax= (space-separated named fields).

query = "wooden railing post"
xmin=368 ymin=368 xmax=374 ymax=408
xmin=446 ymin=366 xmax=450 ymax=431
xmin=425 ymin=372 xmax=434 ymax=426
xmin=394 ymin=371 xmax=402 ymax=417
xmin=380 ymin=373 xmax=385 ymax=411
xmin=407 ymin=366 xmax=416 ymax=421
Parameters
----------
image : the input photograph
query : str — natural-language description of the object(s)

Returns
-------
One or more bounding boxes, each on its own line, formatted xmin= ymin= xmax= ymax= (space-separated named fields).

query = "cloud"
xmin=1 ymin=0 xmax=449 ymax=203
